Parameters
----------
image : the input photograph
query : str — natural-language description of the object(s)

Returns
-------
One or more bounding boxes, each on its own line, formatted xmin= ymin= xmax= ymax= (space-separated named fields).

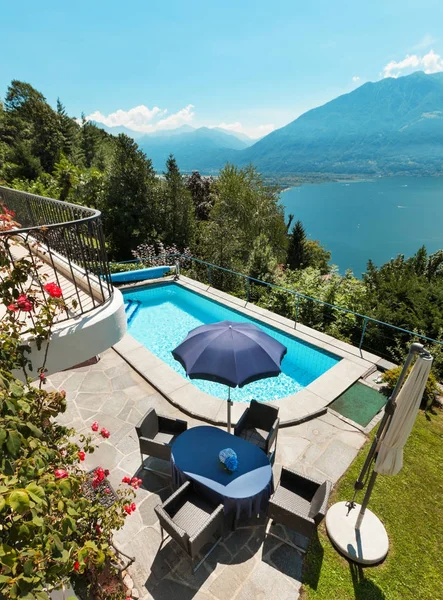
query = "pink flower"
xmin=100 ymin=428 xmax=110 ymax=439
xmin=73 ymin=561 xmax=80 ymax=572
xmin=39 ymin=373 xmax=46 ymax=382
xmin=44 ymin=282 xmax=63 ymax=298
xmin=16 ymin=294 xmax=33 ymax=312
xmin=78 ymin=451 xmax=86 ymax=462
xmin=130 ymin=477 xmax=143 ymax=489
xmin=91 ymin=421 xmax=99 ymax=432
xmin=105 ymin=487 xmax=111 ymax=494
xmin=55 ymin=469 xmax=68 ymax=479
xmin=7 ymin=303 xmax=18 ymax=312
xmin=59 ymin=390 xmax=66 ymax=398
xmin=122 ymin=476 xmax=131 ymax=484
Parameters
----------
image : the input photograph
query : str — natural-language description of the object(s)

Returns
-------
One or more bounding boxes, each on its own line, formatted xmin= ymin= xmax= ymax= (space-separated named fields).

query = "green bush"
xmin=108 ymin=261 xmax=141 ymax=274
xmin=381 ymin=365 xmax=439 ymax=409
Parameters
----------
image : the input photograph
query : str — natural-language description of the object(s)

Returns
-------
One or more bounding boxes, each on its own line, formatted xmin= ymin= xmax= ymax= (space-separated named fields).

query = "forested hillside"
xmin=241 ymin=71 xmax=443 ymax=175
xmin=1 ymin=79 xmax=443 ymax=378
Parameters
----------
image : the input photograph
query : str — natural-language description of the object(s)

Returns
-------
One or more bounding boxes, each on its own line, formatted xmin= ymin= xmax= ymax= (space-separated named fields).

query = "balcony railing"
xmin=0 ymin=186 xmax=113 ymax=323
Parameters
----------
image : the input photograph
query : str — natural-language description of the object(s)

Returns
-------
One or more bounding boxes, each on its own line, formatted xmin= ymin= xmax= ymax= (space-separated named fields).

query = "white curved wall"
xmin=16 ymin=288 xmax=126 ymax=380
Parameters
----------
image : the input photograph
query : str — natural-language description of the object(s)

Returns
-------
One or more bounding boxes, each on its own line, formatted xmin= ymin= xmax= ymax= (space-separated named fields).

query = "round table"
xmin=171 ymin=426 xmax=273 ymax=520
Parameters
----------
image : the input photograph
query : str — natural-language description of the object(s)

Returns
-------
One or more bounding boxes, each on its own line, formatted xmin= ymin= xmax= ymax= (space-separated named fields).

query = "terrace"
xmin=2 ymin=187 xmax=437 ymax=599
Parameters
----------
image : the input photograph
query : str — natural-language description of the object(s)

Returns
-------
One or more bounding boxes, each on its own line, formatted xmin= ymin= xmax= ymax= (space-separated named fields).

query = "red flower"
xmin=91 ymin=478 xmax=100 ymax=489
xmin=94 ymin=467 xmax=105 ymax=482
xmin=130 ymin=502 xmax=136 ymax=512
xmin=39 ymin=373 xmax=46 ymax=382
xmin=55 ymin=469 xmax=68 ymax=479
xmin=73 ymin=561 xmax=80 ymax=572
xmin=91 ymin=421 xmax=99 ymax=432
xmin=7 ymin=303 xmax=18 ymax=312
xmin=100 ymin=428 xmax=110 ymax=438
xmin=104 ymin=469 xmax=110 ymax=476
xmin=131 ymin=477 xmax=143 ymax=489
xmin=104 ymin=487 xmax=111 ymax=494
xmin=44 ymin=282 xmax=63 ymax=298
xmin=122 ymin=476 xmax=131 ymax=484
xmin=78 ymin=451 xmax=86 ymax=461
xmin=123 ymin=505 xmax=132 ymax=514
xmin=16 ymin=294 xmax=33 ymax=312
xmin=95 ymin=524 xmax=102 ymax=535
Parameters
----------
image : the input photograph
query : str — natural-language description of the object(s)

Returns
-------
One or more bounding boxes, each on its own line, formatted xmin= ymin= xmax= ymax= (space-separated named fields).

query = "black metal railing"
xmin=0 ymin=186 xmax=113 ymax=323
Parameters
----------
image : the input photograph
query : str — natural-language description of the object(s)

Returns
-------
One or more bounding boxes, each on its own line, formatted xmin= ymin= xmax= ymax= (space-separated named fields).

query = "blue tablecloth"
xmin=171 ymin=425 xmax=273 ymax=520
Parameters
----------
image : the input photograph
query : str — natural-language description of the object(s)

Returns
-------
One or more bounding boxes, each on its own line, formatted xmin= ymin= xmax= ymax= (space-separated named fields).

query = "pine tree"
xmin=287 ymin=220 xmax=306 ymax=270
xmin=162 ymin=155 xmax=195 ymax=249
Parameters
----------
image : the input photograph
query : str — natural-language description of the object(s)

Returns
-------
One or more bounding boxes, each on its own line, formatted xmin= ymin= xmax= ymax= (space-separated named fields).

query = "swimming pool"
xmin=123 ymin=283 xmax=340 ymax=402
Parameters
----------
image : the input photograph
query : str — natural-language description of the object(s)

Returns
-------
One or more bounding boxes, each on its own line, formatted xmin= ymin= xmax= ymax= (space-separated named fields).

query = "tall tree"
xmin=211 ymin=164 xmax=287 ymax=263
xmin=161 ymin=155 xmax=195 ymax=249
xmin=56 ymin=98 xmax=79 ymax=163
xmin=102 ymin=134 xmax=158 ymax=260
xmin=4 ymin=80 xmax=63 ymax=173
xmin=186 ymin=171 xmax=214 ymax=221
xmin=287 ymin=220 xmax=306 ymax=270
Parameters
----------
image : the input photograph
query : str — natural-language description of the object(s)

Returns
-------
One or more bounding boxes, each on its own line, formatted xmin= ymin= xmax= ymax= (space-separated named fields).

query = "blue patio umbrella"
xmin=172 ymin=321 xmax=287 ymax=432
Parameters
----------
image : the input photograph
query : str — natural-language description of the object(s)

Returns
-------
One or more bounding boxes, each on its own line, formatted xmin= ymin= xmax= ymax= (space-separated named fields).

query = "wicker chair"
xmin=266 ymin=467 xmax=331 ymax=554
xmin=234 ymin=400 xmax=279 ymax=461
xmin=135 ymin=408 xmax=187 ymax=476
xmin=155 ymin=481 xmax=224 ymax=572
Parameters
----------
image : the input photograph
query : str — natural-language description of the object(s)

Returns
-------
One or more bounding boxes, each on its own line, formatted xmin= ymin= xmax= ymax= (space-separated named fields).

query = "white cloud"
xmin=154 ymin=105 xmax=195 ymax=130
xmin=211 ymin=121 xmax=275 ymax=139
xmin=84 ymin=104 xmax=194 ymax=133
xmin=382 ymin=49 xmax=443 ymax=78
xmin=352 ymin=76 xmax=360 ymax=82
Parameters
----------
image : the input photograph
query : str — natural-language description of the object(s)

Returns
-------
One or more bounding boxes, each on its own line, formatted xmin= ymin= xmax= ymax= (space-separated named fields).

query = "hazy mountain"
xmin=136 ymin=126 xmax=244 ymax=171
xmin=211 ymin=127 xmax=256 ymax=146
xmin=239 ymin=71 xmax=443 ymax=175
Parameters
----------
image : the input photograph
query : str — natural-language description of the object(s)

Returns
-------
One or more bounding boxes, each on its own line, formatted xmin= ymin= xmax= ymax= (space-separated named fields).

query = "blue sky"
xmin=2 ymin=0 xmax=443 ymax=138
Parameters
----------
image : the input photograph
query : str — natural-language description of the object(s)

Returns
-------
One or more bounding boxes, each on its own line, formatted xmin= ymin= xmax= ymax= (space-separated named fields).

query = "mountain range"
xmin=95 ymin=72 xmax=443 ymax=176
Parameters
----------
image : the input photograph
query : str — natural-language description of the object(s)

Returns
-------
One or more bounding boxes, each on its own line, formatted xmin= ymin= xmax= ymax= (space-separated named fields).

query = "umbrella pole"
xmin=227 ymin=387 xmax=232 ymax=434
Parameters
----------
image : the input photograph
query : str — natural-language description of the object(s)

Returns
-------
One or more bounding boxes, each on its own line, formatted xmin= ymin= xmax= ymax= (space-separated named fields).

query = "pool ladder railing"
xmin=124 ymin=299 xmax=141 ymax=324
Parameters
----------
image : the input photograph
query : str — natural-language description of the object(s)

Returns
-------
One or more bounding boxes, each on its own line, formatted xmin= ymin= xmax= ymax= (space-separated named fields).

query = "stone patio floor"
xmin=49 ymin=348 xmax=368 ymax=600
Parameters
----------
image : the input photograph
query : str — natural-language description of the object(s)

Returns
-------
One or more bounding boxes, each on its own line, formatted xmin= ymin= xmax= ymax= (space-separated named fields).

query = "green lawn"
xmin=301 ymin=409 xmax=443 ymax=600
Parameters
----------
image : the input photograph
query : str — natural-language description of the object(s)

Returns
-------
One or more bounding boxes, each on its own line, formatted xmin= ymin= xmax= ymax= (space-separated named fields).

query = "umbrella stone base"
xmin=325 ymin=501 xmax=389 ymax=565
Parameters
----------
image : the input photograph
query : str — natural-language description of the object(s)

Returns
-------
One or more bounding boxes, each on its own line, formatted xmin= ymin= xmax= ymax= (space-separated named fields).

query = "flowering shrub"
xmin=132 ymin=240 xmax=192 ymax=269
xmin=0 ymin=213 xmax=136 ymax=599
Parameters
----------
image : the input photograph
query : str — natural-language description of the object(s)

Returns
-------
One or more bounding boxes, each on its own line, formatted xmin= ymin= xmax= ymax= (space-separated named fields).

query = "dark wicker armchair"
xmin=155 ymin=481 xmax=224 ymax=572
xmin=135 ymin=408 xmax=187 ymax=476
xmin=266 ymin=467 xmax=332 ymax=554
xmin=234 ymin=400 xmax=279 ymax=461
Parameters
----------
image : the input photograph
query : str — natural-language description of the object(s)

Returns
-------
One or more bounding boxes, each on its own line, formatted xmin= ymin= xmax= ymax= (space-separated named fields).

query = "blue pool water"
xmin=123 ymin=283 xmax=340 ymax=402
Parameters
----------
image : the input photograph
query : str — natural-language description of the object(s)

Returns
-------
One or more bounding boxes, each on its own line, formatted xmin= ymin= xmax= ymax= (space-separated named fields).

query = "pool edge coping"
xmin=115 ymin=275 xmax=384 ymax=427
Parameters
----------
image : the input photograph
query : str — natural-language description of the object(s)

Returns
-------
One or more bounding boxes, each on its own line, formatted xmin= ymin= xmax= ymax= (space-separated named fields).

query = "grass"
xmin=301 ymin=408 xmax=443 ymax=600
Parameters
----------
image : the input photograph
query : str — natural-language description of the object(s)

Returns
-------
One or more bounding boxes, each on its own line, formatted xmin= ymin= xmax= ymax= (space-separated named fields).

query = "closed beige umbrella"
xmin=326 ymin=343 xmax=434 ymax=565
xmin=374 ymin=354 xmax=433 ymax=476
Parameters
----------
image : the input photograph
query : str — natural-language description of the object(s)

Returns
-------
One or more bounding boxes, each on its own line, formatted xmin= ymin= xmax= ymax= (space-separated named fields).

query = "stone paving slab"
xmin=50 ymin=348 xmax=368 ymax=600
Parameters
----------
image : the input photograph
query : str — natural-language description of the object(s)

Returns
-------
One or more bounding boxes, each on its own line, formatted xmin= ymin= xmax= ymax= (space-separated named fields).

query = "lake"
xmin=281 ymin=176 xmax=443 ymax=277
